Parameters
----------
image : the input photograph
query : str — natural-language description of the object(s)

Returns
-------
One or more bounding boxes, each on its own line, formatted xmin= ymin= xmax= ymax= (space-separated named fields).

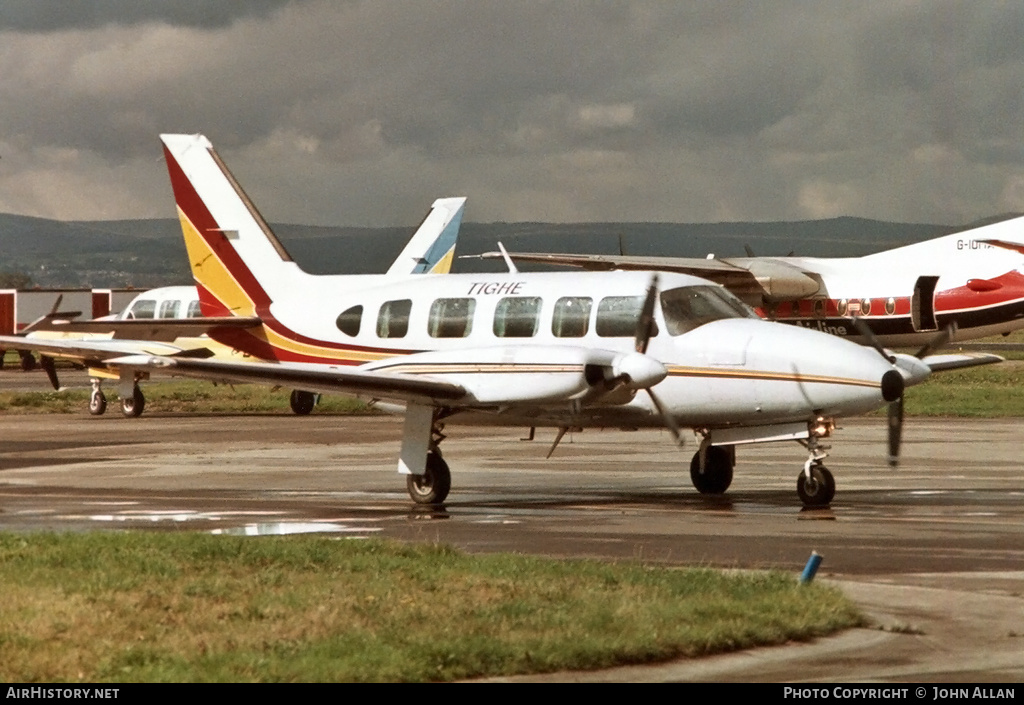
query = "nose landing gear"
xmin=797 ymin=463 xmax=835 ymax=506
xmin=797 ymin=419 xmax=835 ymax=507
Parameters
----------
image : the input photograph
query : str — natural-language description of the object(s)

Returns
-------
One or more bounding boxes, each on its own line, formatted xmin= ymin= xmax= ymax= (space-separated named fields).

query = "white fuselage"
xmin=227 ymin=269 xmax=903 ymax=431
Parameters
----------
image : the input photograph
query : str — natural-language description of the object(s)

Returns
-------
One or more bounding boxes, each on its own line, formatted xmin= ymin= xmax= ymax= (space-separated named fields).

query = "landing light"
xmin=809 ymin=417 xmax=834 ymax=438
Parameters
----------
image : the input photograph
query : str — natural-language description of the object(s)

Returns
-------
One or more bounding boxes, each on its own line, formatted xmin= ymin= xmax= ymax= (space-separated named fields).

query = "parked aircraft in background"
xmin=19 ymin=195 xmax=467 ymax=416
xmin=0 ymin=134 xmax=998 ymax=507
xmin=474 ymin=213 xmax=1024 ymax=348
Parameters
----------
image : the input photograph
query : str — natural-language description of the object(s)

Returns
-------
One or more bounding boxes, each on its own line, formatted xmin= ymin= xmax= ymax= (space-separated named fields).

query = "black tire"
xmin=406 ymin=452 xmax=452 ymax=505
xmin=689 ymin=446 xmax=734 ymax=494
xmin=289 ymin=390 xmax=317 ymax=415
xmin=797 ymin=464 xmax=835 ymax=507
xmin=19 ymin=352 xmax=35 ymax=372
xmin=121 ymin=386 xmax=145 ymax=418
xmin=89 ymin=390 xmax=107 ymax=416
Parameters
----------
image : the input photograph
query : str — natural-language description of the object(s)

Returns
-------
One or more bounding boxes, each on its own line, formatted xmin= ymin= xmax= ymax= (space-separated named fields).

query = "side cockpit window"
xmin=126 ymin=299 xmax=156 ymax=319
xmin=551 ymin=297 xmax=591 ymax=337
xmin=336 ymin=305 xmax=363 ymax=337
xmin=377 ymin=299 xmax=412 ymax=339
xmin=428 ymin=298 xmax=475 ymax=338
xmin=187 ymin=300 xmax=203 ymax=318
xmin=660 ymin=285 xmax=756 ymax=335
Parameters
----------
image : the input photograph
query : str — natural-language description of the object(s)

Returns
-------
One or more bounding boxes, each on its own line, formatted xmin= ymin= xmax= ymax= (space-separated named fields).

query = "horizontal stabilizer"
xmin=0 ymin=334 xmax=197 ymax=362
xmin=28 ymin=316 xmax=262 ymax=341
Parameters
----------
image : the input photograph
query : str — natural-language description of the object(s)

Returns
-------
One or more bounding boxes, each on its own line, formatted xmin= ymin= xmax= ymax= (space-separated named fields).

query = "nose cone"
xmin=881 ymin=369 xmax=904 ymax=402
xmin=742 ymin=320 xmax=905 ymax=416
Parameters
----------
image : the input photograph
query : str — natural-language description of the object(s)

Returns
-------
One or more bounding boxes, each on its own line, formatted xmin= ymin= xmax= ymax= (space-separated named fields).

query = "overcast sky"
xmin=0 ymin=1 xmax=1021 ymax=227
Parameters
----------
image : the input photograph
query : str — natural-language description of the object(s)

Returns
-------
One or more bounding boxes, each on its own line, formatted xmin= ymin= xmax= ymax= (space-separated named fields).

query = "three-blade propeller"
xmin=850 ymin=317 xmax=955 ymax=467
xmin=633 ymin=275 xmax=683 ymax=445
xmin=20 ymin=295 xmax=79 ymax=391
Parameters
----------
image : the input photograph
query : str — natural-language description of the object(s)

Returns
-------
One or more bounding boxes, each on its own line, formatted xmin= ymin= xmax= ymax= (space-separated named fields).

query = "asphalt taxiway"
xmin=0 ymin=410 xmax=1021 ymax=681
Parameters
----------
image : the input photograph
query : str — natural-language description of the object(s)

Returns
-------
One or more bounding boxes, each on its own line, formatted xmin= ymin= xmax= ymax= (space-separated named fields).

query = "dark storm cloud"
xmin=0 ymin=0 xmax=304 ymax=32
xmin=0 ymin=1 xmax=1021 ymax=225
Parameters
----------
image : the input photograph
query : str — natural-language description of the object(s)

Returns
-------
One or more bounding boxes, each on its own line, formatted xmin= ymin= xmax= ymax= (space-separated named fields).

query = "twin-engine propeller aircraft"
xmin=475 ymin=213 xmax=1024 ymax=348
xmin=0 ymin=134 xmax=998 ymax=507
xmin=15 ymin=197 xmax=467 ymax=417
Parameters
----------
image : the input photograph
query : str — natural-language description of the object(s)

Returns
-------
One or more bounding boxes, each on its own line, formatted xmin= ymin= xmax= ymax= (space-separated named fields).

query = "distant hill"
xmin=0 ymin=211 xmax=981 ymax=287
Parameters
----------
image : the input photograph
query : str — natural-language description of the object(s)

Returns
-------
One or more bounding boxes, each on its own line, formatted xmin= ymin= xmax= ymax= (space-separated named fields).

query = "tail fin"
xmin=386 ymin=197 xmax=467 ymax=276
xmin=861 ymin=213 xmax=1024 ymax=267
xmin=161 ymin=133 xmax=296 ymax=319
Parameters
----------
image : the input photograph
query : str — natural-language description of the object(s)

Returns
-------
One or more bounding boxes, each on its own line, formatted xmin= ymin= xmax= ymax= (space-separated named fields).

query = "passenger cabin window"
xmin=187 ymin=300 xmax=203 ymax=318
xmin=596 ymin=296 xmax=657 ymax=337
xmin=159 ymin=300 xmax=180 ymax=319
xmin=493 ymin=297 xmax=541 ymax=338
xmin=660 ymin=285 xmax=757 ymax=336
xmin=335 ymin=305 xmax=363 ymax=337
xmin=552 ymin=297 xmax=592 ymax=337
xmin=126 ymin=300 xmax=156 ymax=319
xmin=377 ymin=299 xmax=412 ymax=339
xmin=428 ymin=298 xmax=475 ymax=338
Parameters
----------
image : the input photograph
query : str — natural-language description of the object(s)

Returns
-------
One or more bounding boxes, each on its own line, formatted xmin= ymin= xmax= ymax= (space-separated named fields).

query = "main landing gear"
xmin=289 ymin=390 xmax=318 ymax=415
xmin=88 ymin=379 xmax=145 ymax=418
xmin=406 ymin=450 xmax=451 ymax=505
xmin=404 ymin=407 xmax=453 ymax=505
xmin=689 ymin=445 xmax=734 ymax=495
xmin=120 ymin=385 xmax=145 ymax=418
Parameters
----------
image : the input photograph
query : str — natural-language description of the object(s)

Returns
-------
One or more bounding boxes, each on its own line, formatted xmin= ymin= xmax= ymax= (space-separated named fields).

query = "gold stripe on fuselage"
xmin=666 ymin=365 xmax=878 ymax=389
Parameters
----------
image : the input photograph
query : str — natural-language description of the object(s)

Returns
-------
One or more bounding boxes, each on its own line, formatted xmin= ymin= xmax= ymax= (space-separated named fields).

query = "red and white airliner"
xmin=481 ymin=214 xmax=1024 ymax=348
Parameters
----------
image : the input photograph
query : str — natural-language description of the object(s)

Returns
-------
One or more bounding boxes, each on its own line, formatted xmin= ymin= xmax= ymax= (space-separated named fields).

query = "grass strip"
xmin=900 ymin=365 xmax=1024 ymax=416
xmin=0 ymin=380 xmax=374 ymax=415
xmin=3 ymin=365 xmax=1024 ymax=416
xmin=0 ymin=533 xmax=862 ymax=682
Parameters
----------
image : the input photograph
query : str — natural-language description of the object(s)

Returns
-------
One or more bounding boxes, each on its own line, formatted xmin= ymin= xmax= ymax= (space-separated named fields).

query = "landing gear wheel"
xmin=406 ymin=451 xmax=451 ymax=505
xmin=690 ymin=446 xmax=734 ymax=494
xmin=120 ymin=386 xmax=145 ymax=418
xmin=797 ymin=464 xmax=835 ymax=507
xmin=19 ymin=352 xmax=35 ymax=372
xmin=89 ymin=389 xmax=107 ymax=416
xmin=289 ymin=390 xmax=317 ymax=415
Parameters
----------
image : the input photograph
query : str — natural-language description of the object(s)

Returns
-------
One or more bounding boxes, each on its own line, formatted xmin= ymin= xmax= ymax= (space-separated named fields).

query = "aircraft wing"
xmin=0 ymin=333 xmax=469 ymax=404
xmin=473 ymin=250 xmax=752 ymax=277
xmin=471 ymin=251 xmax=821 ymax=303
xmin=80 ymin=344 xmax=660 ymax=409
xmin=919 ymin=352 xmax=1004 ymax=372
xmin=108 ymin=355 xmax=468 ymax=406
xmin=0 ymin=334 xmax=213 ymax=363
xmin=27 ymin=316 xmax=261 ymax=341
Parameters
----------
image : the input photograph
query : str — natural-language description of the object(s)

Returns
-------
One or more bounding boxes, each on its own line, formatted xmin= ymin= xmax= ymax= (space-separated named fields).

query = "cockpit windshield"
xmin=660 ymin=285 xmax=758 ymax=335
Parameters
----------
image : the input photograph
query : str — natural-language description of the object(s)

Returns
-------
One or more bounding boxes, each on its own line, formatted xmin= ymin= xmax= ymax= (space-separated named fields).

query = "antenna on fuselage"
xmin=496 ymin=242 xmax=519 ymax=273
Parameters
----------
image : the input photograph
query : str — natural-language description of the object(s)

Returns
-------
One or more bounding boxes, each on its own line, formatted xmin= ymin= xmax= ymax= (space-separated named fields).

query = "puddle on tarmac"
xmin=211 ymin=522 xmax=382 ymax=536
